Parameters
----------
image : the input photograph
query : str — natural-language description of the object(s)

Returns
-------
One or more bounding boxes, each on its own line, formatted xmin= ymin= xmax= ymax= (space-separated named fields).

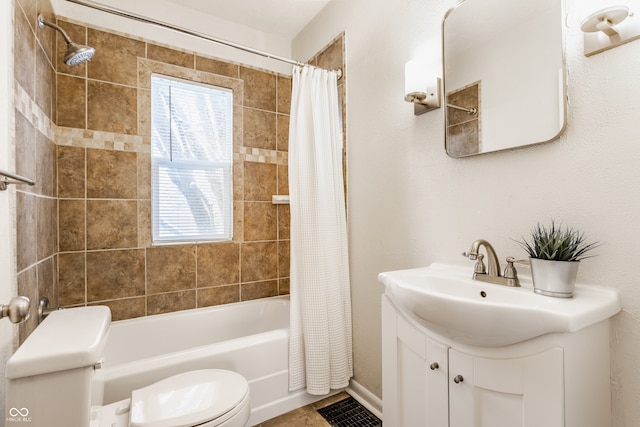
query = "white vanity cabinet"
xmin=382 ymin=294 xmax=613 ymax=427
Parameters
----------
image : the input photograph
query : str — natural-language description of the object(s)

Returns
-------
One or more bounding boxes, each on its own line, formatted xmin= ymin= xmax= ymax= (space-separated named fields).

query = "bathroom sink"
xmin=378 ymin=263 xmax=621 ymax=347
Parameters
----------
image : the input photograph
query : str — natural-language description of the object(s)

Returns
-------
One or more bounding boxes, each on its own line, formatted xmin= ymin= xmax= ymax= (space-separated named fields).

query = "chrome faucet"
xmin=462 ymin=239 xmax=520 ymax=287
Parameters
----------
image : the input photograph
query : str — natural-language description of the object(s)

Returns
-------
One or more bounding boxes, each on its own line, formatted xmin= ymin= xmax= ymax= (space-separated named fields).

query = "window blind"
xmin=151 ymin=74 xmax=233 ymax=243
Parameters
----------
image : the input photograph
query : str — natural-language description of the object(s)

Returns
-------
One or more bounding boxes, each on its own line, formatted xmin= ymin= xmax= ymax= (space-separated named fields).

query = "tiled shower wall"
xmin=14 ymin=0 xmax=58 ymax=343
xmin=13 ymin=0 xmax=346 ymax=340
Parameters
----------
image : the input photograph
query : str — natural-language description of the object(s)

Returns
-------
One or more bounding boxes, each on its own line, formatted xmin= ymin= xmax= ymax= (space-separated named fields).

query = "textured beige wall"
xmin=295 ymin=1 xmax=640 ymax=425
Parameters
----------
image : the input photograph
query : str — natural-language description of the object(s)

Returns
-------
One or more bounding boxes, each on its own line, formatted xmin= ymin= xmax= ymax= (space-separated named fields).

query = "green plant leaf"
xmin=515 ymin=220 xmax=600 ymax=262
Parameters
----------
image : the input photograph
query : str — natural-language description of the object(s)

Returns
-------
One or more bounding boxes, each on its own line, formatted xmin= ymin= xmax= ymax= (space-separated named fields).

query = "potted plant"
xmin=517 ymin=221 xmax=600 ymax=298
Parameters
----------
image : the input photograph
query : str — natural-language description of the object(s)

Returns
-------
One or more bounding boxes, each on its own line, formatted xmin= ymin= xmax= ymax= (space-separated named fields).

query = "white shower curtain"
xmin=288 ymin=65 xmax=353 ymax=395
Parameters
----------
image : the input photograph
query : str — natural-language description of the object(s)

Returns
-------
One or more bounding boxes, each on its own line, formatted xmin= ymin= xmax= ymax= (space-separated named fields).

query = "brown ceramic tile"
xmin=197 ymin=285 xmax=240 ymax=307
xmin=277 ymin=205 xmax=290 ymax=240
xmin=87 ymin=28 xmax=145 ymax=86
xmin=316 ymin=36 xmax=344 ymax=78
xmin=15 ymin=110 xmax=37 ymax=194
xmin=86 ymin=200 xmax=137 ymax=250
xmin=59 ymin=199 xmax=85 ymax=252
xmin=196 ymin=56 xmax=239 ymax=78
xmin=276 ymin=114 xmax=289 ymax=151
xmin=91 ymin=297 xmax=145 ymax=321
xmin=241 ymin=280 xmax=278 ymax=301
xmin=277 ymin=75 xmax=292 ymax=114
xmin=148 ymin=44 xmax=194 ymax=69
xmin=58 ymin=145 xmax=85 ymax=198
xmin=35 ymin=3 xmax=55 ymax=63
xmin=146 ymin=245 xmax=196 ymax=294
xmin=35 ymin=43 xmax=55 ymax=118
xmin=58 ymin=252 xmax=86 ymax=306
xmin=37 ymin=255 xmax=57 ymax=307
xmin=87 ymin=80 xmax=137 ymax=134
xmin=241 ymin=241 xmax=277 ymax=282
xmin=137 ymin=200 xmax=151 ymax=247
xmin=14 ymin=4 xmax=36 ymax=98
xmin=312 ymin=392 xmax=351 ymax=410
xmin=137 ymin=152 xmax=151 ymax=199
xmin=57 ymin=74 xmax=86 ymax=128
xmin=147 ymin=290 xmax=196 ymax=315
xmin=240 ymin=66 xmax=276 ymax=111
xmin=137 ymin=88 xmax=151 ymax=137
xmin=56 ymin=21 xmax=88 ymax=77
xmin=261 ymin=404 xmax=330 ymax=427
xmin=36 ymin=132 xmax=56 ymax=197
xmin=197 ymin=243 xmax=239 ymax=287
xmin=233 ymin=201 xmax=243 ymax=242
xmin=278 ymin=278 xmax=290 ymax=295
xmin=86 ymin=249 xmax=145 ymax=301
xmin=278 ymin=240 xmax=290 ymax=278
xmin=17 ymin=267 xmax=38 ymax=344
xmin=233 ymin=159 xmax=243 ymax=201
xmin=243 ymin=162 xmax=276 ymax=201
xmin=16 ymin=192 xmax=37 ymax=272
xmin=277 ymin=164 xmax=288 ymax=195
xmin=86 ymin=148 xmax=137 ymax=199
xmin=37 ymin=197 xmax=57 ymax=261
xmin=244 ymin=202 xmax=277 ymax=241
xmin=15 ymin=0 xmax=37 ymax=33
xmin=243 ymin=108 xmax=276 ymax=150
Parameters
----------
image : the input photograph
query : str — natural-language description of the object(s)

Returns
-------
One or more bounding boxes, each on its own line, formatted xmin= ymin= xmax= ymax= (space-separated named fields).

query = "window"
xmin=151 ymin=74 xmax=233 ymax=244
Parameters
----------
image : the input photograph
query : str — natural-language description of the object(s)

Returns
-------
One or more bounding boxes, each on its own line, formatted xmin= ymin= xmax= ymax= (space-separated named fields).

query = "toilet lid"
xmin=129 ymin=369 xmax=249 ymax=427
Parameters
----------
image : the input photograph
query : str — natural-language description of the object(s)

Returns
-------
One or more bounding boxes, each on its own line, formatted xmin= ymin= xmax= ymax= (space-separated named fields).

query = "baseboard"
xmin=346 ymin=379 xmax=383 ymax=420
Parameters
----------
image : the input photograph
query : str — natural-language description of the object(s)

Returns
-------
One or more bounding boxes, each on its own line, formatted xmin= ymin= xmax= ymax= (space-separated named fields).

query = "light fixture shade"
xmin=405 ymin=59 xmax=428 ymax=97
xmin=404 ymin=59 xmax=441 ymax=115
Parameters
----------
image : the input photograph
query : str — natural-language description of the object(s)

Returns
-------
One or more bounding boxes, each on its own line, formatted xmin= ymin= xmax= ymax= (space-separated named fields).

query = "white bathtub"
xmin=92 ymin=296 xmax=332 ymax=426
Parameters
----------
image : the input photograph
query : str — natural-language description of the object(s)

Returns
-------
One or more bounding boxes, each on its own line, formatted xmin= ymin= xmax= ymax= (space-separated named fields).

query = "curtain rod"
xmin=65 ymin=0 xmax=342 ymax=78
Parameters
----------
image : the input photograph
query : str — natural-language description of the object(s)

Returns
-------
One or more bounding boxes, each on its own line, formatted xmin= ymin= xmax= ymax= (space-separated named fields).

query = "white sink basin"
xmin=378 ymin=263 xmax=621 ymax=347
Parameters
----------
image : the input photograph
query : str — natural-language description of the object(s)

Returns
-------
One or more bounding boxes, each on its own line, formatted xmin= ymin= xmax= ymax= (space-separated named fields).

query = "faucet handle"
xmin=503 ymin=257 xmax=520 ymax=287
xmin=474 ymin=254 xmax=486 ymax=274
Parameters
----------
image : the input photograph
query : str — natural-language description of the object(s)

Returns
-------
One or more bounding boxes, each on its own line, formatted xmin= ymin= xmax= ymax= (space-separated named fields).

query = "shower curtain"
xmin=288 ymin=65 xmax=353 ymax=395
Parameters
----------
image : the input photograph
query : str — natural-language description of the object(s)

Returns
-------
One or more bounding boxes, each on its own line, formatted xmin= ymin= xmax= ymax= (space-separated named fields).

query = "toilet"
xmin=5 ymin=307 xmax=250 ymax=427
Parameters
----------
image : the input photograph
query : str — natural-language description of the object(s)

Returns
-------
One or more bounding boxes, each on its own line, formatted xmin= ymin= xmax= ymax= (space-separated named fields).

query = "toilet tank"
xmin=5 ymin=306 xmax=111 ymax=427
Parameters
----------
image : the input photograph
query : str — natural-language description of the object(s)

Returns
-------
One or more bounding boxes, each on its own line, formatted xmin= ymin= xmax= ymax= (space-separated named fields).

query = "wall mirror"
xmin=443 ymin=0 xmax=566 ymax=157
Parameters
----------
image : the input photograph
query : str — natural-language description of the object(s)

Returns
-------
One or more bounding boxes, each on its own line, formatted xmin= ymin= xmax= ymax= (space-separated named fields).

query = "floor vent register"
xmin=317 ymin=396 xmax=382 ymax=427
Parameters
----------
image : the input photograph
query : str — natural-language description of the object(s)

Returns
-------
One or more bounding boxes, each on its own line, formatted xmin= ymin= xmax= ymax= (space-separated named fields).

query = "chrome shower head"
xmin=37 ymin=14 xmax=95 ymax=66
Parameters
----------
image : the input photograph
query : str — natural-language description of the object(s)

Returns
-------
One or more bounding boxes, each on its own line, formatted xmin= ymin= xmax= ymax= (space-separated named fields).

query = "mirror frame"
xmin=442 ymin=0 xmax=568 ymax=158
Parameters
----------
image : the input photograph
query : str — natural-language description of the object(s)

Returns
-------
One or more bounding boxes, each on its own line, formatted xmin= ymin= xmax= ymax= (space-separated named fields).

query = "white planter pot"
xmin=529 ymin=258 xmax=579 ymax=298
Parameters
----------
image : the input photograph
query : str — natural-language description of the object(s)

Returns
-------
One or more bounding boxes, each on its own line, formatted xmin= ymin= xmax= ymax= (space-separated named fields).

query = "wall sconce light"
xmin=404 ymin=59 xmax=441 ymax=115
xmin=581 ymin=5 xmax=640 ymax=56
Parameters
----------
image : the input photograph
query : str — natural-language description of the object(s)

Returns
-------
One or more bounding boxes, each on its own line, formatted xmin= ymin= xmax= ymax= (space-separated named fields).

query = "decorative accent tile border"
xmin=56 ymin=127 xmax=149 ymax=153
xmin=15 ymin=84 xmax=55 ymax=141
xmin=237 ymin=147 xmax=287 ymax=165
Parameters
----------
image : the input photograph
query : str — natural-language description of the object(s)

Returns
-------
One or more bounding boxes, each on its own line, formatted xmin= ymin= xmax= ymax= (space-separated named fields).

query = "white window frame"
xmin=150 ymin=74 xmax=234 ymax=245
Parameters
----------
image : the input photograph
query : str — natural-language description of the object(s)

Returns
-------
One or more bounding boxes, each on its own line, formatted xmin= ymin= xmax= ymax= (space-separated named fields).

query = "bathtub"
xmin=92 ymin=295 xmax=333 ymax=426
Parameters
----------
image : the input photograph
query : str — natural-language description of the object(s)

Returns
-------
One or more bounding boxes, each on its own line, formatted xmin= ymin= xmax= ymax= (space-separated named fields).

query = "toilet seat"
xmin=91 ymin=369 xmax=250 ymax=427
xmin=130 ymin=369 xmax=250 ymax=427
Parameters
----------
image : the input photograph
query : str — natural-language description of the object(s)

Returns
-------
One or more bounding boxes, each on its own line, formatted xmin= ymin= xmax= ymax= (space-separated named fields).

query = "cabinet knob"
xmin=453 ymin=375 xmax=464 ymax=384
xmin=430 ymin=362 xmax=439 ymax=370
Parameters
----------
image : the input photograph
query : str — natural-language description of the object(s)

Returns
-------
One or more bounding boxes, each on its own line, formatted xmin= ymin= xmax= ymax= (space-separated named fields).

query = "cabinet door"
xmin=382 ymin=296 xmax=449 ymax=427
xmin=395 ymin=317 xmax=450 ymax=427
xmin=449 ymin=347 xmax=564 ymax=427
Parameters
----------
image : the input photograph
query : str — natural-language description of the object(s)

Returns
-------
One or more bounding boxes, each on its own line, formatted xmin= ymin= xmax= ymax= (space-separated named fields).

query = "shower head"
xmin=37 ymin=14 xmax=95 ymax=66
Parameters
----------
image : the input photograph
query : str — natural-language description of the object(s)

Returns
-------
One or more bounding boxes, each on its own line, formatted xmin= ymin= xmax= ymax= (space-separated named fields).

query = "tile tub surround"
xmin=13 ymin=0 xmax=345 ymax=343
xmin=54 ymin=24 xmax=294 ymax=320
